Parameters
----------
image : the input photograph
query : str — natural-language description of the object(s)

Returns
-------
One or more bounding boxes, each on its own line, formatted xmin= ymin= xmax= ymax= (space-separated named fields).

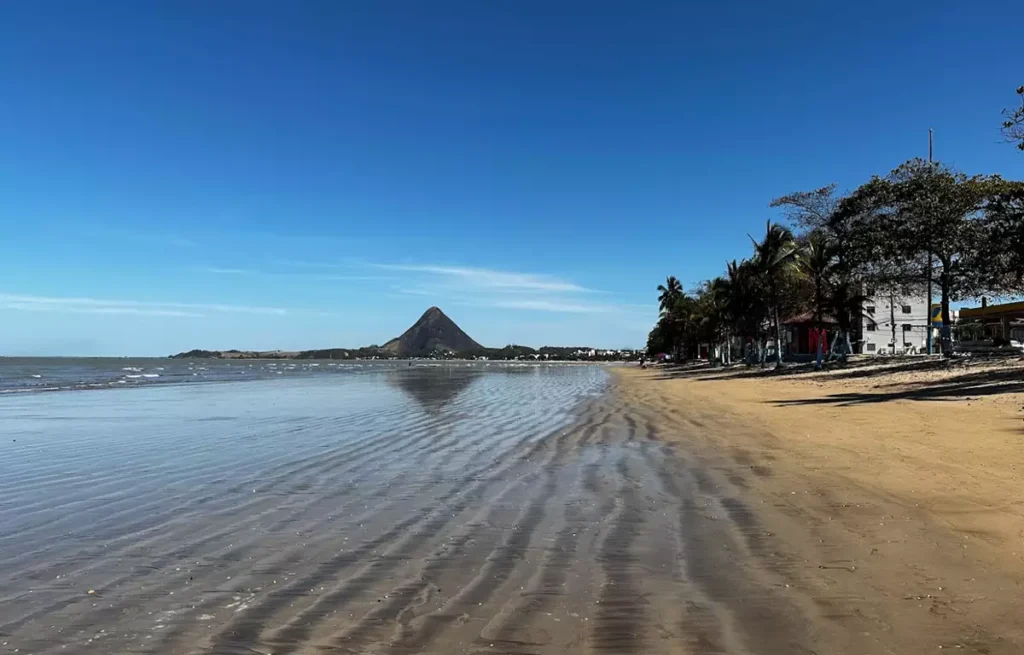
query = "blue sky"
xmin=1 ymin=1 xmax=1021 ymax=356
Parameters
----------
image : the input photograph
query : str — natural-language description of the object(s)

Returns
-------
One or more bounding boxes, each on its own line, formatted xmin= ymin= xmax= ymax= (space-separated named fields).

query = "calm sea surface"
xmin=0 ymin=359 xmax=816 ymax=654
xmin=0 ymin=360 xmax=610 ymax=653
xmin=0 ymin=356 xmax=466 ymax=394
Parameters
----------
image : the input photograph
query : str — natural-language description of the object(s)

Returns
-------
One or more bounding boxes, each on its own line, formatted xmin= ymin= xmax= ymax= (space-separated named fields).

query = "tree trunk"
xmin=940 ymin=264 xmax=952 ymax=355
xmin=814 ymin=284 xmax=824 ymax=369
xmin=773 ymin=305 xmax=784 ymax=366
xmin=832 ymin=328 xmax=852 ymax=361
xmin=889 ymin=292 xmax=897 ymax=354
xmin=836 ymin=297 xmax=852 ymax=362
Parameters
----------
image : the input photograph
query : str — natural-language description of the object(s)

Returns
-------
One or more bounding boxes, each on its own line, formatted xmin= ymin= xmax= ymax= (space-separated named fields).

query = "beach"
xmin=617 ymin=359 xmax=1024 ymax=654
xmin=2 ymin=359 xmax=1022 ymax=654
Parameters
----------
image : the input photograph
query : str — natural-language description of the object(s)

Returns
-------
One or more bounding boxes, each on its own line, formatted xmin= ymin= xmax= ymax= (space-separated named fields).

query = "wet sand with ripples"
xmin=1 ymin=363 xmax=823 ymax=654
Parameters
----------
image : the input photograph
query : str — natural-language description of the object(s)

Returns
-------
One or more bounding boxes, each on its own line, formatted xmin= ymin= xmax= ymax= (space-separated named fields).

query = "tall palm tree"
xmin=798 ymin=233 xmax=836 ymax=329
xmin=797 ymin=233 xmax=837 ymax=367
xmin=706 ymin=276 xmax=732 ymax=364
xmin=656 ymin=276 xmax=683 ymax=315
xmin=751 ymin=221 xmax=799 ymax=366
xmin=719 ymin=258 xmax=768 ymax=365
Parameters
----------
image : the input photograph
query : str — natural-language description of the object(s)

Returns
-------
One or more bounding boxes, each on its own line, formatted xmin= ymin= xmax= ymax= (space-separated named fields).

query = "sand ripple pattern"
xmin=0 ymin=364 xmax=813 ymax=654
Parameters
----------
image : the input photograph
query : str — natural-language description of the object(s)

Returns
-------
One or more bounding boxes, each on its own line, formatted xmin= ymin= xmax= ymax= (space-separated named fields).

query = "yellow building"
xmin=958 ymin=300 xmax=1024 ymax=342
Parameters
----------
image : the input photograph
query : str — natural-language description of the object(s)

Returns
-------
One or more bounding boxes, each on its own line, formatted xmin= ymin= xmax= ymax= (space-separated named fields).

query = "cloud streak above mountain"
xmin=370 ymin=263 xmax=595 ymax=293
xmin=374 ymin=261 xmax=649 ymax=316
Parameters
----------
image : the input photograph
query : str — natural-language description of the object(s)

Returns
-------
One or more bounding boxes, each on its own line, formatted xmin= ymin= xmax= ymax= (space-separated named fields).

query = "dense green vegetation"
xmin=649 ymin=158 xmax=1024 ymax=364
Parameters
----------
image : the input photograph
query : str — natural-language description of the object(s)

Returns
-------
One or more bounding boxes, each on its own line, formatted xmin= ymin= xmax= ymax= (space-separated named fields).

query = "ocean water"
xmin=0 ymin=362 xmax=610 ymax=652
xmin=0 ymin=356 xmax=480 ymax=394
xmin=0 ymin=360 xmax=817 ymax=653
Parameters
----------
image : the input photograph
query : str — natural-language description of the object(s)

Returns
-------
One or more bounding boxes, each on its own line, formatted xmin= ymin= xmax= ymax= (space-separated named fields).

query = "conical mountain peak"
xmin=382 ymin=307 xmax=482 ymax=356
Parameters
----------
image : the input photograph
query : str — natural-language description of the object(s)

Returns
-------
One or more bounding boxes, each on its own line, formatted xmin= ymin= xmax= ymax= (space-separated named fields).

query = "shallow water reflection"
xmin=385 ymin=366 xmax=484 ymax=411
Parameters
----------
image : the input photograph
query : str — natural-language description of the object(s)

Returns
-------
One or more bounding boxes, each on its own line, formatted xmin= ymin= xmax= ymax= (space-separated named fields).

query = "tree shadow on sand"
xmin=648 ymin=357 xmax=947 ymax=382
xmin=648 ymin=355 xmax=1023 ymax=386
xmin=642 ymin=355 xmax=1024 ymax=409
xmin=768 ymin=366 xmax=1024 ymax=406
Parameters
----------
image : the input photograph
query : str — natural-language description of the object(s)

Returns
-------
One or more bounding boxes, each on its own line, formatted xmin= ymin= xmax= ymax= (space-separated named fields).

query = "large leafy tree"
xmin=979 ymin=184 xmax=1024 ymax=295
xmin=830 ymin=183 xmax=925 ymax=353
xmin=770 ymin=185 xmax=840 ymax=233
xmin=1003 ymin=85 xmax=1024 ymax=151
xmin=846 ymin=160 xmax=1005 ymax=352
xmin=889 ymin=161 xmax=993 ymax=329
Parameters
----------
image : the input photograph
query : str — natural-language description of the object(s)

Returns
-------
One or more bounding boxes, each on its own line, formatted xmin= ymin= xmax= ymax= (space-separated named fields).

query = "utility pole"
xmin=926 ymin=128 xmax=934 ymax=355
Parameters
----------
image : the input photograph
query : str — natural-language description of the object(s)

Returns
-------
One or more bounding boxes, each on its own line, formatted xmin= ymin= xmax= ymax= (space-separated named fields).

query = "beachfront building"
xmin=959 ymin=299 xmax=1024 ymax=343
xmin=781 ymin=311 xmax=838 ymax=357
xmin=858 ymin=290 xmax=931 ymax=354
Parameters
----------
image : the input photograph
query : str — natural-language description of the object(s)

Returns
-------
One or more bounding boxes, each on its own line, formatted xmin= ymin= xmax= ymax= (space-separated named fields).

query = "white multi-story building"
xmin=857 ymin=291 xmax=932 ymax=354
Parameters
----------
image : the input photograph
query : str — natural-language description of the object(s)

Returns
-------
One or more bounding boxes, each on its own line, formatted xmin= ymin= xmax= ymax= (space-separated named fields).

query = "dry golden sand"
xmin=616 ymin=359 xmax=1024 ymax=654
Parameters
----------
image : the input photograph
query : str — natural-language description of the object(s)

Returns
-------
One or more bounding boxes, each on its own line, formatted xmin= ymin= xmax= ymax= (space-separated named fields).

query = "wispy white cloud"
xmin=198 ymin=265 xmax=390 ymax=282
xmin=376 ymin=262 xmax=650 ymax=316
xmin=371 ymin=263 xmax=595 ymax=293
xmin=488 ymin=299 xmax=620 ymax=314
xmin=270 ymin=258 xmax=355 ymax=270
xmin=392 ymin=287 xmax=641 ymax=315
xmin=392 ymin=285 xmax=439 ymax=297
xmin=299 ymin=273 xmax=394 ymax=282
xmin=0 ymin=293 xmax=289 ymax=317
xmin=197 ymin=259 xmax=637 ymax=317
xmin=0 ymin=302 xmax=202 ymax=317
